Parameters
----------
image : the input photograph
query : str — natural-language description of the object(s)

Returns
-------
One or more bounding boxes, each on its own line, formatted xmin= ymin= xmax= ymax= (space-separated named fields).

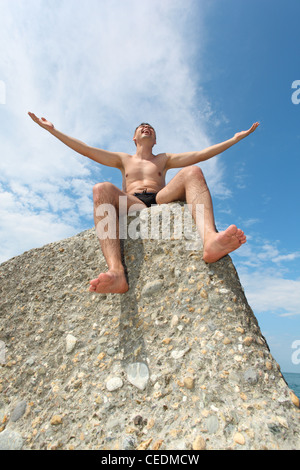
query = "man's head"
xmin=133 ymin=123 xmax=156 ymax=147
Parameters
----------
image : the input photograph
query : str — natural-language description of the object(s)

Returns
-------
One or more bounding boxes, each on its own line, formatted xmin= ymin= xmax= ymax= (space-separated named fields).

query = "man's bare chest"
xmin=124 ymin=156 xmax=167 ymax=180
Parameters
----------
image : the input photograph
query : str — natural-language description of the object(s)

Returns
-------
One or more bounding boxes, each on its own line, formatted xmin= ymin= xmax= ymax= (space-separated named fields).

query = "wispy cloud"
xmin=235 ymin=237 xmax=300 ymax=267
xmin=231 ymin=232 xmax=300 ymax=319
xmin=241 ymin=218 xmax=261 ymax=228
xmin=272 ymin=252 xmax=300 ymax=263
xmin=233 ymin=161 xmax=249 ymax=190
xmin=239 ymin=271 xmax=300 ymax=317
xmin=0 ymin=0 xmax=224 ymax=263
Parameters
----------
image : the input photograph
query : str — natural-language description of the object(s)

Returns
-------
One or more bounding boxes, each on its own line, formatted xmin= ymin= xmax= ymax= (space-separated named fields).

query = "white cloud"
xmin=272 ymin=252 xmax=300 ymax=263
xmin=234 ymin=236 xmax=300 ymax=268
xmin=239 ymin=270 xmax=300 ymax=318
xmin=241 ymin=218 xmax=261 ymax=228
xmin=231 ymin=233 xmax=300 ymax=319
xmin=257 ymin=243 xmax=280 ymax=261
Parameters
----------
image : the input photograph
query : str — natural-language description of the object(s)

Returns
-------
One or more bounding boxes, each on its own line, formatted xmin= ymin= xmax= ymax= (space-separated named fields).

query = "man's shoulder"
xmin=118 ymin=151 xmax=133 ymax=158
xmin=153 ymin=152 xmax=169 ymax=160
xmin=116 ymin=152 xmax=134 ymax=164
xmin=156 ymin=152 xmax=171 ymax=167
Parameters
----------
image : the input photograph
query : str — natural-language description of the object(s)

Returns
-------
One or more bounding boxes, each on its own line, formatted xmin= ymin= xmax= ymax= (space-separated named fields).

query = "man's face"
xmin=133 ymin=124 xmax=156 ymax=146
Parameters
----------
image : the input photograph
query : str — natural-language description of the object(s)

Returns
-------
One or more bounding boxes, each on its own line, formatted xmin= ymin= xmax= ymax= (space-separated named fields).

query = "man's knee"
xmin=93 ymin=182 xmax=117 ymax=203
xmin=182 ymin=165 xmax=205 ymax=181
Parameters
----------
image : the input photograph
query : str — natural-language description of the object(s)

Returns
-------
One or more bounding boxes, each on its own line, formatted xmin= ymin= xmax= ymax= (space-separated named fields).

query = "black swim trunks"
xmin=133 ymin=190 xmax=157 ymax=208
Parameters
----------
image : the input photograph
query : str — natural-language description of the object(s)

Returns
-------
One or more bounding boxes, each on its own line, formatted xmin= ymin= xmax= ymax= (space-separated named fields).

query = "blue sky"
xmin=0 ymin=0 xmax=299 ymax=372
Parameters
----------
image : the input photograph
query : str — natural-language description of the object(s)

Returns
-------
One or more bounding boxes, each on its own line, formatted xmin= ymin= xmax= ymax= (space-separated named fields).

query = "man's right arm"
xmin=28 ymin=112 xmax=125 ymax=169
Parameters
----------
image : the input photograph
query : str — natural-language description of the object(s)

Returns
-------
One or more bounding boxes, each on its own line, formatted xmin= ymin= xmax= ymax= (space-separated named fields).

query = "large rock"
xmin=0 ymin=203 xmax=299 ymax=450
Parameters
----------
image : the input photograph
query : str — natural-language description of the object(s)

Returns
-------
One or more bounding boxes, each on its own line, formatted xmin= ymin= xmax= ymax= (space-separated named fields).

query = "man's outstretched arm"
xmin=28 ymin=112 xmax=125 ymax=169
xmin=166 ymin=122 xmax=259 ymax=169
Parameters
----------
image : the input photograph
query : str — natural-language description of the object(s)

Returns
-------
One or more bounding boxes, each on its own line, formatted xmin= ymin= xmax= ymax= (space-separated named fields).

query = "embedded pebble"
xmin=244 ymin=368 xmax=258 ymax=385
xmin=290 ymin=391 xmax=300 ymax=408
xmin=0 ymin=430 xmax=23 ymax=450
xmin=206 ymin=415 xmax=219 ymax=434
xmin=10 ymin=401 xmax=27 ymax=422
xmin=126 ymin=362 xmax=149 ymax=390
xmin=106 ymin=377 xmax=123 ymax=391
xmin=50 ymin=415 xmax=63 ymax=425
xmin=0 ymin=341 xmax=5 ymax=365
xmin=234 ymin=432 xmax=246 ymax=445
xmin=123 ymin=436 xmax=137 ymax=450
xmin=192 ymin=435 xmax=206 ymax=450
xmin=141 ymin=280 xmax=163 ymax=296
xmin=66 ymin=334 xmax=77 ymax=354
xmin=171 ymin=348 xmax=190 ymax=360
xmin=243 ymin=336 xmax=254 ymax=346
xmin=183 ymin=377 xmax=194 ymax=390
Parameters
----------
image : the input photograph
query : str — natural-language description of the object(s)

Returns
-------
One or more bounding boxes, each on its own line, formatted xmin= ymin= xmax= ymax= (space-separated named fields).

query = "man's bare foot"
xmin=203 ymin=225 xmax=246 ymax=263
xmin=89 ymin=270 xmax=129 ymax=294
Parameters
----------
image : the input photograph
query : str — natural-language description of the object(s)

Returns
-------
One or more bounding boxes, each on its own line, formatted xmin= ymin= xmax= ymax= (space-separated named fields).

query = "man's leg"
xmin=89 ymin=182 xmax=146 ymax=293
xmin=156 ymin=166 xmax=246 ymax=263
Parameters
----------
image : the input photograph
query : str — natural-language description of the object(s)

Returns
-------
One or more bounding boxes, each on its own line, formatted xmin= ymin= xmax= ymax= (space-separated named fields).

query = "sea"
xmin=283 ymin=372 xmax=300 ymax=399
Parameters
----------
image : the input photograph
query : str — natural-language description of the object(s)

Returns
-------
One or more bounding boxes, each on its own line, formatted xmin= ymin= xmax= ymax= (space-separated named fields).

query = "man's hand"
xmin=28 ymin=112 xmax=54 ymax=131
xmin=27 ymin=111 xmax=124 ymax=168
xmin=234 ymin=122 xmax=259 ymax=142
xmin=166 ymin=121 xmax=260 ymax=169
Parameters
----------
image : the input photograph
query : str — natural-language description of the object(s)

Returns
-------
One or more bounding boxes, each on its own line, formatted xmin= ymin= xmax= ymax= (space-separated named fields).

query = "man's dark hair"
xmin=133 ymin=123 xmax=156 ymax=147
xmin=134 ymin=123 xmax=155 ymax=133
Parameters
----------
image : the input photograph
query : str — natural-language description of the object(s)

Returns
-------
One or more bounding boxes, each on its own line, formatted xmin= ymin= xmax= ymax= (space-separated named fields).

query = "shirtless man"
xmin=28 ymin=112 xmax=259 ymax=294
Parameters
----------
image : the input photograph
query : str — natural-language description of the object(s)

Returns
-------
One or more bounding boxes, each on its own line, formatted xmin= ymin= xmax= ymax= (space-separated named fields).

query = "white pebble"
xmin=66 ymin=334 xmax=77 ymax=354
xmin=106 ymin=377 xmax=123 ymax=391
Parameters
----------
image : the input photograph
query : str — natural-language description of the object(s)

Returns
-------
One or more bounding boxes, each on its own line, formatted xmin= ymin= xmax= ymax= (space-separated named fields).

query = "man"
xmin=28 ymin=112 xmax=259 ymax=294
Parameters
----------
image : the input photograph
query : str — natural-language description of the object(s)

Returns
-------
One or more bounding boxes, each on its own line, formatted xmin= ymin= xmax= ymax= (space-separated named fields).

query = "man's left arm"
xmin=165 ymin=122 xmax=259 ymax=169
